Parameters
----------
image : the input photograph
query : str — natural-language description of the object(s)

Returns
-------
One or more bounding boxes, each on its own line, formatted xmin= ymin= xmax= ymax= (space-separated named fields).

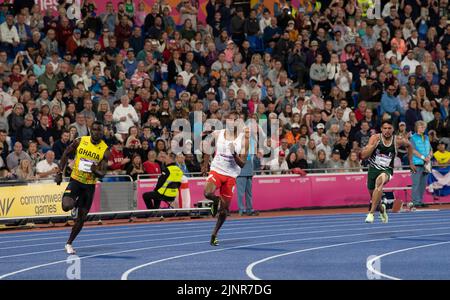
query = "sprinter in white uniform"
xmin=202 ymin=111 xmax=250 ymax=246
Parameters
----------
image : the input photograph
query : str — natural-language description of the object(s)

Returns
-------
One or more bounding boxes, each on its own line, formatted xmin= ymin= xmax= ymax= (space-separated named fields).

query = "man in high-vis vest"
xmin=143 ymin=152 xmax=184 ymax=209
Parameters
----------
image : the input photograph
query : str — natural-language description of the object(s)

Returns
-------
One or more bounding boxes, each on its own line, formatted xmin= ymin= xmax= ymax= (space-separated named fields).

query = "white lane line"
xmin=123 ymin=231 xmax=450 ymax=280
xmin=0 ymin=213 xmax=369 ymax=239
xmin=0 ymin=217 xmax=450 ymax=259
xmin=1 ymin=210 xmax=448 ymax=241
xmin=1 ymin=210 xmax=448 ymax=245
xmin=366 ymin=241 xmax=450 ymax=280
xmin=2 ymin=213 xmax=447 ymax=251
xmin=0 ymin=215 xmax=330 ymax=244
xmin=0 ymin=216 xmax=379 ymax=248
xmin=4 ymin=224 xmax=450 ymax=279
xmin=246 ymin=235 xmax=450 ymax=280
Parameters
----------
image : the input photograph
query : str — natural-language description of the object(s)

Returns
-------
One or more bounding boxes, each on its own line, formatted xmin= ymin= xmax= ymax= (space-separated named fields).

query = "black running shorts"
xmin=63 ymin=179 xmax=96 ymax=211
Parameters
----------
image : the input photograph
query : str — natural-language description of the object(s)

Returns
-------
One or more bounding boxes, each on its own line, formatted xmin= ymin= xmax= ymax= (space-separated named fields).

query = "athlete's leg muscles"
xmin=67 ymin=207 xmax=88 ymax=245
xmin=368 ymin=190 xmax=374 ymax=211
xmin=66 ymin=185 xmax=95 ymax=245
xmin=62 ymin=181 xmax=78 ymax=212
xmin=212 ymin=197 xmax=231 ymax=238
xmin=369 ymin=173 xmax=388 ymax=214
xmin=62 ymin=196 xmax=76 ymax=212
xmin=204 ymin=181 xmax=220 ymax=202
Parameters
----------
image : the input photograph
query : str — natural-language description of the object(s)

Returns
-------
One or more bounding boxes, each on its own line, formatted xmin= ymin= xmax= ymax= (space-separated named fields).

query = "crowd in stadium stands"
xmin=0 ymin=0 xmax=449 ymax=181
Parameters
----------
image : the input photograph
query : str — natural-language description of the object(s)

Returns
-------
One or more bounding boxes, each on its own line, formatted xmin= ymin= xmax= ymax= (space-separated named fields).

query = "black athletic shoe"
xmin=210 ymin=235 xmax=219 ymax=246
xmin=211 ymin=198 xmax=219 ymax=217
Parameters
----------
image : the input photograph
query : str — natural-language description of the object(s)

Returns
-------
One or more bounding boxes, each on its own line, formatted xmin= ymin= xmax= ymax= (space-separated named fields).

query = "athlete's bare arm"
xmin=398 ymin=136 xmax=420 ymax=173
xmin=201 ymin=130 xmax=219 ymax=176
xmin=231 ymin=128 xmax=250 ymax=168
xmin=56 ymin=138 xmax=81 ymax=185
xmin=91 ymin=149 xmax=110 ymax=179
xmin=360 ymin=134 xmax=380 ymax=160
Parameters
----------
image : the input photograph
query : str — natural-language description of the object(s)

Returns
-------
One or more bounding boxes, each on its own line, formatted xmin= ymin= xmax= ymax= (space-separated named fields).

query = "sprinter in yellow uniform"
xmin=56 ymin=121 xmax=110 ymax=254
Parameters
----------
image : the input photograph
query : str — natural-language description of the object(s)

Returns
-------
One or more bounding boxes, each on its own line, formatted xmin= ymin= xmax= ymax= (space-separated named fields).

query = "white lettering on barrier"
xmin=258 ymin=179 xmax=280 ymax=184
xmin=289 ymin=178 xmax=309 ymax=183
xmin=315 ymin=177 xmax=337 ymax=182
xmin=345 ymin=176 xmax=364 ymax=181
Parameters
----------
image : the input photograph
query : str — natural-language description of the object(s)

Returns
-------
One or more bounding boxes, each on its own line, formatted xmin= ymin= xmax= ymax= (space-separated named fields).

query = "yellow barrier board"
xmin=0 ymin=183 xmax=70 ymax=218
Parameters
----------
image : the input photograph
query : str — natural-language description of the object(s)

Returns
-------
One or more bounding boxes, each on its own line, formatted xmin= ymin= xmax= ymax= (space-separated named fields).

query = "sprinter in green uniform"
xmin=360 ymin=120 xmax=413 ymax=223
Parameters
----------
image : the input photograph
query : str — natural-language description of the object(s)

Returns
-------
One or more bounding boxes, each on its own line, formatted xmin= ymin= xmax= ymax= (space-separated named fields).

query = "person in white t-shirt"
xmin=269 ymin=150 xmax=289 ymax=175
xmin=36 ymin=150 xmax=59 ymax=179
xmin=112 ymin=95 xmax=139 ymax=138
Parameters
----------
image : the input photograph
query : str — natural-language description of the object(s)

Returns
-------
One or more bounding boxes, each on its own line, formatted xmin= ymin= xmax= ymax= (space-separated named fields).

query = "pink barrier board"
xmin=134 ymin=171 xmax=449 ymax=212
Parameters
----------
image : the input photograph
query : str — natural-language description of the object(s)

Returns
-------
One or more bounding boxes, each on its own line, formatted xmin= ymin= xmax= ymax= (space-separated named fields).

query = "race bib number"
xmin=78 ymin=159 xmax=94 ymax=173
xmin=375 ymin=154 xmax=391 ymax=167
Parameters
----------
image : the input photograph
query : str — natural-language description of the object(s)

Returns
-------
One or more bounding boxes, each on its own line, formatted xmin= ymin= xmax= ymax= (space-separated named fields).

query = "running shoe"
xmin=379 ymin=204 xmax=388 ymax=223
xmin=65 ymin=244 xmax=76 ymax=255
xmin=210 ymin=235 xmax=219 ymax=246
xmin=365 ymin=213 xmax=374 ymax=223
xmin=211 ymin=198 xmax=219 ymax=218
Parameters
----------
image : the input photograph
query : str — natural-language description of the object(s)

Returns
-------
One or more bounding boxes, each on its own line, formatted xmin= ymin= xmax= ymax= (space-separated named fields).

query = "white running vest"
xmin=210 ymin=130 xmax=244 ymax=178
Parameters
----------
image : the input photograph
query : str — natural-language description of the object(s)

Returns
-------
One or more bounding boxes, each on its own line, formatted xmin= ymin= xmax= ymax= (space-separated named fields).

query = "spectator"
xmin=405 ymin=99 xmax=422 ymax=133
xmin=333 ymin=135 xmax=352 ymax=161
xmin=113 ymin=95 xmax=139 ymax=139
xmin=35 ymin=114 xmax=53 ymax=152
xmin=35 ymin=150 xmax=58 ymax=179
xmin=380 ymin=84 xmax=403 ymax=126
xmin=269 ymin=150 xmax=288 ymax=174
xmin=327 ymin=149 xmax=344 ymax=172
xmin=433 ymin=141 xmax=450 ymax=166
xmin=52 ymin=130 xmax=70 ymax=161
xmin=344 ymin=150 xmax=363 ymax=172
xmin=108 ymin=135 xmax=130 ymax=175
xmin=6 ymin=141 xmax=30 ymax=171
xmin=410 ymin=120 xmax=433 ymax=208
xmin=312 ymin=149 xmax=328 ymax=173
xmin=12 ymin=158 xmax=34 ymax=180
xmin=126 ymin=153 xmax=145 ymax=181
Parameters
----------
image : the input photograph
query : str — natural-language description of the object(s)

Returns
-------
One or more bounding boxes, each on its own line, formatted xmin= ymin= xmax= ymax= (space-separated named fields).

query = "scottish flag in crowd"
xmin=428 ymin=166 xmax=450 ymax=197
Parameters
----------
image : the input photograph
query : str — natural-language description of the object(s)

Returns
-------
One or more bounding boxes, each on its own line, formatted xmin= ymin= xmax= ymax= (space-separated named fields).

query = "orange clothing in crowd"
xmin=285 ymin=131 xmax=301 ymax=146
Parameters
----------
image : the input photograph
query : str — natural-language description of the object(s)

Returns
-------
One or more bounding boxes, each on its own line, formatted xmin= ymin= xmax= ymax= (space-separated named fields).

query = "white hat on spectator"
xmin=317 ymin=123 xmax=325 ymax=129
xmin=291 ymin=123 xmax=300 ymax=129
xmin=249 ymin=76 xmax=258 ymax=82
xmin=180 ymin=91 xmax=191 ymax=97
xmin=206 ymin=88 xmax=216 ymax=94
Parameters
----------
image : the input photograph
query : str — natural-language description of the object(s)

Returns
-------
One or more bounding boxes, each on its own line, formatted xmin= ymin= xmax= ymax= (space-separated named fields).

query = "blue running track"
xmin=0 ymin=210 xmax=450 ymax=280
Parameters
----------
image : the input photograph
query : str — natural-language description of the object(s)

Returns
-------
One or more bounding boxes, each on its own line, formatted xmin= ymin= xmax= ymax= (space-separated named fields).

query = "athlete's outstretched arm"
xmin=201 ymin=131 xmax=218 ymax=176
xmin=360 ymin=134 xmax=380 ymax=160
xmin=91 ymin=149 xmax=111 ymax=179
xmin=56 ymin=138 xmax=81 ymax=185
xmin=233 ymin=128 xmax=250 ymax=168
xmin=396 ymin=136 xmax=416 ymax=172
